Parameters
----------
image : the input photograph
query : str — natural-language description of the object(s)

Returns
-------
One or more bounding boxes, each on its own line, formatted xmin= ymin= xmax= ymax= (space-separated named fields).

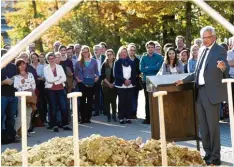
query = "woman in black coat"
xmin=114 ymin=46 xmax=136 ymax=124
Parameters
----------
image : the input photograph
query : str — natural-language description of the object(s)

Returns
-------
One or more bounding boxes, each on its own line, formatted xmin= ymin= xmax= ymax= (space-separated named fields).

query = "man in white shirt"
xmin=176 ymin=26 xmax=229 ymax=165
xmin=73 ymin=43 xmax=81 ymax=61
xmin=93 ymin=44 xmax=106 ymax=116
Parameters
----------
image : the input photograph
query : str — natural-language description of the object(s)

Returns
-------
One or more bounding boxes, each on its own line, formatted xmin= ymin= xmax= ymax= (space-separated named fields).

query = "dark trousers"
xmin=1 ymin=96 xmax=18 ymax=131
xmin=94 ymin=81 xmax=104 ymax=114
xmin=103 ymin=86 xmax=117 ymax=119
xmin=132 ymin=87 xmax=139 ymax=116
xmin=117 ymin=88 xmax=134 ymax=120
xmin=143 ymin=82 xmax=150 ymax=120
xmin=38 ymin=80 xmax=48 ymax=122
xmin=47 ymin=89 xmax=68 ymax=128
xmin=197 ymin=86 xmax=220 ymax=160
xmin=74 ymin=84 xmax=81 ymax=120
xmin=232 ymin=82 xmax=234 ymax=105
xmin=79 ymin=83 xmax=95 ymax=121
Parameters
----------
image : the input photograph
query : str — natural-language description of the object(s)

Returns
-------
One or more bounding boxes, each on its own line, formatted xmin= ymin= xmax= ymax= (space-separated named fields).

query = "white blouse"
xmin=44 ymin=64 xmax=66 ymax=88
xmin=169 ymin=66 xmax=178 ymax=74
xmin=14 ymin=72 xmax=36 ymax=91
xmin=115 ymin=65 xmax=134 ymax=88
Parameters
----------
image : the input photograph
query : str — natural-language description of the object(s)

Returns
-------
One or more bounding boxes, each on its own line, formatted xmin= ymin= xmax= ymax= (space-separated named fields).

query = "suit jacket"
xmin=93 ymin=55 xmax=106 ymax=84
xmin=183 ymin=43 xmax=229 ymax=104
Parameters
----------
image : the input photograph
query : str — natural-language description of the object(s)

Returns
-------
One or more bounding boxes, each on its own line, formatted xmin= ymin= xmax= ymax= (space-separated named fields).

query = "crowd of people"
xmin=1 ymin=27 xmax=234 ymax=148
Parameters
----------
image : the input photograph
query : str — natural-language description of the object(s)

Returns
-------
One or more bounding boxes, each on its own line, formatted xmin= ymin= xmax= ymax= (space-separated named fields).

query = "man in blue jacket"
xmin=140 ymin=41 xmax=163 ymax=124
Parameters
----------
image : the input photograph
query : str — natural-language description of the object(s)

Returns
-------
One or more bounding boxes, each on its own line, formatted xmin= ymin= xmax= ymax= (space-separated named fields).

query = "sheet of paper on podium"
xmin=146 ymin=73 xmax=191 ymax=87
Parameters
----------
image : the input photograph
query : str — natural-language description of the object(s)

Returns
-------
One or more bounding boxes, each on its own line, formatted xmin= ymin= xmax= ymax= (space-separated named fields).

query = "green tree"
xmin=4 ymin=0 xmax=234 ymax=54
xmin=1 ymin=35 xmax=4 ymax=48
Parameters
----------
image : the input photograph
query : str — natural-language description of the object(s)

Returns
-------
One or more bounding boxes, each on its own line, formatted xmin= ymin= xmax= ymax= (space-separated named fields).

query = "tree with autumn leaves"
xmin=4 ymin=0 xmax=234 ymax=53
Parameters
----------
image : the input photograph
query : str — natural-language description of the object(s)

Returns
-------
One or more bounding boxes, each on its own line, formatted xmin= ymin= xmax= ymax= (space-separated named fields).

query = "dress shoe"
xmin=79 ymin=120 xmax=85 ymax=124
xmin=206 ymin=159 xmax=221 ymax=166
xmin=119 ymin=120 xmax=125 ymax=124
xmin=142 ymin=119 xmax=150 ymax=124
xmin=63 ymin=125 xmax=72 ymax=131
xmin=47 ymin=126 xmax=53 ymax=129
xmin=85 ymin=120 xmax=91 ymax=123
xmin=53 ymin=126 xmax=59 ymax=132
xmin=203 ymin=155 xmax=210 ymax=161
xmin=126 ymin=119 xmax=132 ymax=124
xmin=27 ymin=127 xmax=34 ymax=133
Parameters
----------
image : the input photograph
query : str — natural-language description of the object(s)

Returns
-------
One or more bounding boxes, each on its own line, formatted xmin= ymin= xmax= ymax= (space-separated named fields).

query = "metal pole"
xmin=192 ymin=0 xmax=234 ymax=35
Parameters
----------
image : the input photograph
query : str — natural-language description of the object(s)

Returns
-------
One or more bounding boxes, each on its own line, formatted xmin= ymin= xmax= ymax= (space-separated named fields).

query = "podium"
xmin=146 ymin=74 xmax=200 ymax=150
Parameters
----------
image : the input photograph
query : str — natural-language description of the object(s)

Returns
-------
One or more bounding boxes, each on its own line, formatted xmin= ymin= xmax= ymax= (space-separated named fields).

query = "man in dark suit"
xmin=93 ymin=44 xmax=106 ymax=116
xmin=176 ymin=26 xmax=229 ymax=165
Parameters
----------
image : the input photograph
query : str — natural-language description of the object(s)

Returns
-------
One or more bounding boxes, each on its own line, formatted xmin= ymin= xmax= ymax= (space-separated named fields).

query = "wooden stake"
xmin=67 ymin=92 xmax=82 ymax=167
xmin=15 ymin=91 xmax=32 ymax=167
xmin=222 ymin=78 xmax=234 ymax=165
xmin=153 ymin=91 xmax=168 ymax=166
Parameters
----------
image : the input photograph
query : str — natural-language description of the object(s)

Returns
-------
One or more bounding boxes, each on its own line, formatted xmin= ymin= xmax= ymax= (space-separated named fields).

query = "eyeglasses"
xmin=203 ymin=35 xmax=213 ymax=40
xmin=48 ymin=57 xmax=55 ymax=60
xmin=107 ymin=54 xmax=113 ymax=56
xmin=82 ymin=51 xmax=89 ymax=54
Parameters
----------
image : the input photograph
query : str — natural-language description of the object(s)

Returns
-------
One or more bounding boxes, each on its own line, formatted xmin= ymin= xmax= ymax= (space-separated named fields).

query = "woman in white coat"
xmin=44 ymin=52 xmax=72 ymax=132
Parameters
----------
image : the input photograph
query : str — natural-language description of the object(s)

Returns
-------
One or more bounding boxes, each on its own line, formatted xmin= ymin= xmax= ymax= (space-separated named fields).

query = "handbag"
xmin=83 ymin=77 xmax=95 ymax=87
xmin=65 ymin=67 xmax=73 ymax=77
xmin=136 ymin=77 xmax=144 ymax=90
xmin=25 ymin=89 xmax=37 ymax=105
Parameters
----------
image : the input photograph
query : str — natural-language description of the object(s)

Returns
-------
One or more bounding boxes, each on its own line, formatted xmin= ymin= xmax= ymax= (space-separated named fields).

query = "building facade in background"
xmin=1 ymin=0 xmax=16 ymax=44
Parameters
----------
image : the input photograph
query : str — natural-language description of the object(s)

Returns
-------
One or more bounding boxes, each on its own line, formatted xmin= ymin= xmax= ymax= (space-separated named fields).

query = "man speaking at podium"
xmin=176 ymin=26 xmax=229 ymax=165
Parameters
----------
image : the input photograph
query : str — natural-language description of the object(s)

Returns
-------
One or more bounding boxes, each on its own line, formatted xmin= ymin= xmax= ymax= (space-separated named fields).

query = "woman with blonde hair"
xmin=188 ymin=44 xmax=199 ymax=73
xmin=114 ymin=46 xmax=136 ymax=124
xmin=101 ymin=49 xmax=117 ymax=122
xmin=74 ymin=45 xmax=99 ymax=124
xmin=44 ymin=52 xmax=72 ymax=132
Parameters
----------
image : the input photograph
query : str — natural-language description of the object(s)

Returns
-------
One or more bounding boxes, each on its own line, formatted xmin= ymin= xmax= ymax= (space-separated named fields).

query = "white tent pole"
xmin=222 ymin=79 xmax=234 ymax=165
xmin=192 ymin=0 xmax=234 ymax=35
xmin=1 ymin=0 xmax=82 ymax=69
